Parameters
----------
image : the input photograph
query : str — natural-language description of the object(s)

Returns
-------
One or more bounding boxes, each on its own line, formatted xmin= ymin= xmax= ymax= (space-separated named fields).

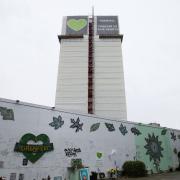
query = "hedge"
xmin=122 ymin=160 xmax=147 ymax=177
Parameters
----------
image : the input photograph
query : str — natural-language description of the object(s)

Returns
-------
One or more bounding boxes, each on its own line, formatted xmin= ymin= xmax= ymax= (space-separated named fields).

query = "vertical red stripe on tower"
xmin=88 ymin=17 xmax=94 ymax=114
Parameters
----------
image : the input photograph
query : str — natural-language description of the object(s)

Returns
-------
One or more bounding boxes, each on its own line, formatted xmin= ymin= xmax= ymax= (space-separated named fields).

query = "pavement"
xmin=118 ymin=171 xmax=180 ymax=180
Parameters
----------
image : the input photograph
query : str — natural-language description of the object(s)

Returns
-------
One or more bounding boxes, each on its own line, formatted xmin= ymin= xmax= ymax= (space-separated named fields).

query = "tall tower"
xmin=55 ymin=15 xmax=127 ymax=121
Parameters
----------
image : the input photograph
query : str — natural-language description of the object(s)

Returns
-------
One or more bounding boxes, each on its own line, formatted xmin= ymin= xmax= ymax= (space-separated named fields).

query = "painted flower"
xmin=144 ymin=133 xmax=164 ymax=163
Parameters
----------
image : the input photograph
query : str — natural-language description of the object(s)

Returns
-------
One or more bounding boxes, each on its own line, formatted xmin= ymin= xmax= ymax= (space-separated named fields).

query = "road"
xmin=119 ymin=171 xmax=180 ymax=180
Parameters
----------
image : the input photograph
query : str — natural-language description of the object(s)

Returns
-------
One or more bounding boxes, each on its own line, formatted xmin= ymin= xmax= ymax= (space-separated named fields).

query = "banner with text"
xmin=96 ymin=16 xmax=119 ymax=35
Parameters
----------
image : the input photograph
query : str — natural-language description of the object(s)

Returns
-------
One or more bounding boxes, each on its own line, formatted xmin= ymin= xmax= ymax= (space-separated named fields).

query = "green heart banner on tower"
xmin=14 ymin=133 xmax=54 ymax=163
xmin=67 ymin=19 xmax=87 ymax=32
xmin=66 ymin=16 xmax=88 ymax=35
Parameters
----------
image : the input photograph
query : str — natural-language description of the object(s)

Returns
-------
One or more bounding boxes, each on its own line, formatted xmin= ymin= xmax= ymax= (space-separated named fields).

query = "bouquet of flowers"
xmin=107 ymin=168 xmax=121 ymax=178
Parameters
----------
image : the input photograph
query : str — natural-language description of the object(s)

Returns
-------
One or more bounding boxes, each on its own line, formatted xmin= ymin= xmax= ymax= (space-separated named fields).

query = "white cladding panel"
xmin=94 ymin=37 xmax=127 ymax=120
xmin=55 ymin=37 xmax=88 ymax=113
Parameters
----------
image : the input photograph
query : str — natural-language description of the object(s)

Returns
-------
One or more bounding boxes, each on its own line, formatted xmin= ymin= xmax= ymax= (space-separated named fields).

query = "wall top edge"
xmin=0 ymin=97 xmax=179 ymax=131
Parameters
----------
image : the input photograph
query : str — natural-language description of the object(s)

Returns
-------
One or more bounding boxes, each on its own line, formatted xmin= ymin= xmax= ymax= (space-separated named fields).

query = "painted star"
xmin=49 ymin=115 xmax=64 ymax=129
xmin=70 ymin=117 xmax=83 ymax=132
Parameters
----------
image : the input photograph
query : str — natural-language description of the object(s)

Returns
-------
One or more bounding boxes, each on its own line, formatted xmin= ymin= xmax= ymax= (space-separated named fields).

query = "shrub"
xmin=122 ymin=160 xmax=147 ymax=177
xmin=176 ymin=163 xmax=180 ymax=171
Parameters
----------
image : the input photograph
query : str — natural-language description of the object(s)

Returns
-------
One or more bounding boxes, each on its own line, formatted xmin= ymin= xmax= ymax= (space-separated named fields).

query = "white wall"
xmin=1 ymin=99 xmax=180 ymax=179
xmin=0 ymin=99 xmax=134 ymax=180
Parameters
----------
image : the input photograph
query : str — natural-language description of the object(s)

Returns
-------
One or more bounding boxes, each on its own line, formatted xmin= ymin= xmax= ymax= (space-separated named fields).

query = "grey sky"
xmin=0 ymin=0 xmax=180 ymax=129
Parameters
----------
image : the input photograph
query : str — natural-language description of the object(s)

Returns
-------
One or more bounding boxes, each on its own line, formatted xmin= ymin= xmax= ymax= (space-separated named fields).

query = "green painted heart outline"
xmin=67 ymin=19 xmax=87 ymax=31
xmin=96 ymin=152 xmax=103 ymax=159
xmin=14 ymin=133 xmax=54 ymax=163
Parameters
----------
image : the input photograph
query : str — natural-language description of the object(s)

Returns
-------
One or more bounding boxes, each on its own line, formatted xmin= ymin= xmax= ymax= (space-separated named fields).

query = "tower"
xmin=56 ymin=15 xmax=127 ymax=121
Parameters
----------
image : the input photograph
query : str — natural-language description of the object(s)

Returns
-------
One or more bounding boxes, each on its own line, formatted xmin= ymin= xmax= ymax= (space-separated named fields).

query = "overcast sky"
xmin=0 ymin=0 xmax=180 ymax=129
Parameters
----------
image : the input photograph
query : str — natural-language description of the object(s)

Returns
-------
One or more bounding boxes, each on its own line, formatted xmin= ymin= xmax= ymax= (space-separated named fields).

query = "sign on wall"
xmin=80 ymin=168 xmax=90 ymax=180
xmin=66 ymin=16 xmax=88 ymax=35
xmin=22 ymin=158 xmax=28 ymax=166
xmin=64 ymin=148 xmax=81 ymax=157
xmin=96 ymin=16 xmax=119 ymax=35
xmin=96 ymin=152 xmax=104 ymax=168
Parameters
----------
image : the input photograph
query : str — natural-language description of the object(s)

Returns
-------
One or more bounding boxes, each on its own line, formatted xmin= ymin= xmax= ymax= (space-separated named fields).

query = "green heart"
xmin=18 ymin=133 xmax=53 ymax=163
xmin=97 ymin=152 xmax=102 ymax=159
xmin=67 ymin=19 xmax=87 ymax=31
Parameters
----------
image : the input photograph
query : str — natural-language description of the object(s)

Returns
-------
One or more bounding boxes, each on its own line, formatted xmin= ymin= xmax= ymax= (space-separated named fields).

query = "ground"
xmin=118 ymin=172 xmax=180 ymax=180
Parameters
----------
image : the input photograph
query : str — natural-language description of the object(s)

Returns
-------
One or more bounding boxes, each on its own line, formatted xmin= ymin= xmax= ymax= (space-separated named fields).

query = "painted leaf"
xmin=105 ymin=123 xmax=115 ymax=132
xmin=174 ymin=148 xmax=177 ymax=154
xmin=161 ymin=128 xmax=167 ymax=135
xmin=131 ymin=127 xmax=141 ymax=136
xmin=119 ymin=123 xmax=128 ymax=135
xmin=90 ymin=123 xmax=100 ymax=132
xmin=171 ymin=132 xmax=176 ymax=141
xmin=49 ymin=115 xmax=64 ymax=130
xmin=0 ymin=106 xmax=14 ymax=120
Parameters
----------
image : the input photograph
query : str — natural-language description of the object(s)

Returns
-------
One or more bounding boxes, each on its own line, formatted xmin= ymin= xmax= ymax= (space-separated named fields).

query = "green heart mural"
xmin=67 ymin=19 xmax=87 ymax=31
xmin=96 ymin=152 xmax=103 ymax=159
xmin=14 ymin=133 xmax=54 ymax=163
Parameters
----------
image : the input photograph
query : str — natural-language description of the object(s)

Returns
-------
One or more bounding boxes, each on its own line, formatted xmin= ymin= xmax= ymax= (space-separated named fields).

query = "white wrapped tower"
xmin=55 ymin=15 xmax=127 ymax=121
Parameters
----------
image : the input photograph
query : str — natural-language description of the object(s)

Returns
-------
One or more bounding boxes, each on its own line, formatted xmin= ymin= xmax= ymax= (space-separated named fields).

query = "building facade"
xmin=55 ymin=16 xmax=127 ymax=121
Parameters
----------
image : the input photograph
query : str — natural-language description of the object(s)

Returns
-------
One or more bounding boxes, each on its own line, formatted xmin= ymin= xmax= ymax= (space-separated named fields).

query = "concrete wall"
xmin=0 ymin=98 xmax=180 ymax=180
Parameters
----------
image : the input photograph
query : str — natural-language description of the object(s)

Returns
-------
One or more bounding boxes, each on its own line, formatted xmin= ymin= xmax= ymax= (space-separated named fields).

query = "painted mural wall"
xmin=168 ymin=129 xmax=180 ymax=169
xmin=135 ymin=125 xmax=172 ymax=173
xmin=0 ymin=99 xmax=180 ymax=180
